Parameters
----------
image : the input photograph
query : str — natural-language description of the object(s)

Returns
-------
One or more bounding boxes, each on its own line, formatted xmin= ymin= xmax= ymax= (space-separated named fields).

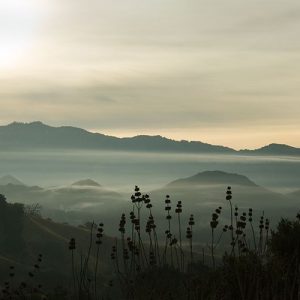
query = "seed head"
xmin=226 ymin=187 xmax=232 ymax=200
xmin=69 ymin=238 xmax=76 ymax=250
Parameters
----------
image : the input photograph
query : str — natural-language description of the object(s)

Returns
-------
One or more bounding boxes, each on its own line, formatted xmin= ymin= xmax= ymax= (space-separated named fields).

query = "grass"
xmin=1 ymin=185 xmax=300 ymax=300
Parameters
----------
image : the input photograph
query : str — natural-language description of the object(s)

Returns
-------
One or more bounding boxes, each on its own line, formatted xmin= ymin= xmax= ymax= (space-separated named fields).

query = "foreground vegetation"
xmin=1 ymin=186 xmax=300 ymax=300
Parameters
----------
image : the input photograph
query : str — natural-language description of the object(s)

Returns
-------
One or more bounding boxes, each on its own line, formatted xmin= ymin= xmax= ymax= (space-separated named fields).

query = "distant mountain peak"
xmin=167 ymin=171 xmax=257 ymax=187
xmin=71 ymin=179 xmax=101 ymax=187
xmin=263 ymin=143 xmax=297 ymax=150
xmin=0 ymin=175 xmax=25 ymax=186
xmin=240 ymin=143 xmax=300 ymax=156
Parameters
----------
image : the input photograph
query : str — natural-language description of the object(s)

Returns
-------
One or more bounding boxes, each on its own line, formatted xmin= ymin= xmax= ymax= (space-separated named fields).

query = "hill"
xmin=166 ymin=171 xmax=257 ymax=188
xmin=151 ymin=171 xmax=286 ymax=211
xmin=0 ymin=192 xmax=115 ymax=288
xmin=0 ymin=182 xmax=127 ymax=234
xmin=148 ymin=171 xmax=294 ymax=243
xmin=0 ymin=214 xmax=115 ymax=288
xmin=0 ymin=181 xmax=123 ymax=210
xmin=0 ymin=175 xmax=25 ymax=186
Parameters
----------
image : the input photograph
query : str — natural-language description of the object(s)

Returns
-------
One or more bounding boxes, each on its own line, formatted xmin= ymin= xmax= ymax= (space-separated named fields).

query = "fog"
xmin=0 ymin=150 xmax=299 ymax=193
xmin=1 ymin=149 xmax=299 ymax=243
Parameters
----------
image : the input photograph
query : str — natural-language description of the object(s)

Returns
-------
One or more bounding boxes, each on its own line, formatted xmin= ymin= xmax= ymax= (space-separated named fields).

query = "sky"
xmin=0 ymin=0 xmax=299 ymax=149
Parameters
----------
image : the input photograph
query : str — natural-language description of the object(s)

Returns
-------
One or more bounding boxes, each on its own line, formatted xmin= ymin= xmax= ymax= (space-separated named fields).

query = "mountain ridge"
xmin=0 ymin=121 xmax=299 ymax=155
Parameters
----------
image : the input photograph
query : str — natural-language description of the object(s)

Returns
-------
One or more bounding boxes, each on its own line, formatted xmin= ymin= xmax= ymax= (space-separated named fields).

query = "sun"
xmin=0 ymin=0 xmax=42 ymax=69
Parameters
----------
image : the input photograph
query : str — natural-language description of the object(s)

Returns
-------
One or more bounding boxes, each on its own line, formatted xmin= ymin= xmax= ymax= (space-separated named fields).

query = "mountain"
xmin=0 ymin=121 xmax=237 ymax=154
xmin=0 ymin=175 xmax=25 ymax=186
xmin=240 ymin=143 xmax=300 ymax=156
xmin=0 ymin=121 xmax=118 ymax=150
xmin=0 ymin=121 xmax=299 ymax=155
xmin=152 ymin=171 xmax=280 ymax=209
xmin=143 ymin=170 xmax=297 ymax=243
xmin=166 ymin=171 xmax=257 ymax=188
xmin=150 ymin=171 xmax=291 ymax=226
xmin=72 ymin=179 xmax=101 ymax=187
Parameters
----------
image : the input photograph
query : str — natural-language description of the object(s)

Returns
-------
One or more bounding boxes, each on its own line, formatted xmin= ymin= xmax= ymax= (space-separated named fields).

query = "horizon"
xmin=0 ymin=120 xmax=298 ymax=151
xmin=0 ymin=0 xmax=299 ymax=149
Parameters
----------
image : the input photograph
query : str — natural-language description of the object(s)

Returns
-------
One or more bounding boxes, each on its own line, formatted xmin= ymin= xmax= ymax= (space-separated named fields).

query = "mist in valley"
xmin=1 ymin=149 xmax=299 ymax=242
xmin=1 ymin=149 xmax=300 ymax=191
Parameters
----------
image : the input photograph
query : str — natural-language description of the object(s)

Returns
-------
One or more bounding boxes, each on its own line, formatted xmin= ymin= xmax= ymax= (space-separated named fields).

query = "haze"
xmin=0 ymin=0 xmax=300 ymax=149
xmin=1 ymin=150 xmax=299 ymax=193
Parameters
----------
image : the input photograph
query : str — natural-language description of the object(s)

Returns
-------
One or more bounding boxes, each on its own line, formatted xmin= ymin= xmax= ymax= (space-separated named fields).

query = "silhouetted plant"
xmin=210 ymin=206 xmax=222 ymax=269
xmin=3 ymin=182 xmax=300 ymax=299
xmin=94 ymin=222 xmax=104 ymax=300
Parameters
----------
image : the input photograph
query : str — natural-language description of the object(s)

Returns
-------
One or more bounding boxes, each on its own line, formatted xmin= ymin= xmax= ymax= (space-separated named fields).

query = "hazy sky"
xmin=0 ymin=0 xmax=299 ymax=149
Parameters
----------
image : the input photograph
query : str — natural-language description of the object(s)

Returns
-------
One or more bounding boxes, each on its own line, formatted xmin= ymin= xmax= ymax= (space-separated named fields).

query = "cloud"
xmin=0 ymin=0 xmax=299 ymax=148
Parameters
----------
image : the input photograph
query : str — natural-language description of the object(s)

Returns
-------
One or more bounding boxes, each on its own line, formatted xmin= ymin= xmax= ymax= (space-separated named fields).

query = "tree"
xmin=269 ymin=215 xmax=300 ymax=260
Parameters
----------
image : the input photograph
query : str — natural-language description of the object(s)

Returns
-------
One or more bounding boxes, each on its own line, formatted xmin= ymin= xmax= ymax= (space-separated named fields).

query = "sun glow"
xmin=0 ymin=0 xmax=43 ymax=69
